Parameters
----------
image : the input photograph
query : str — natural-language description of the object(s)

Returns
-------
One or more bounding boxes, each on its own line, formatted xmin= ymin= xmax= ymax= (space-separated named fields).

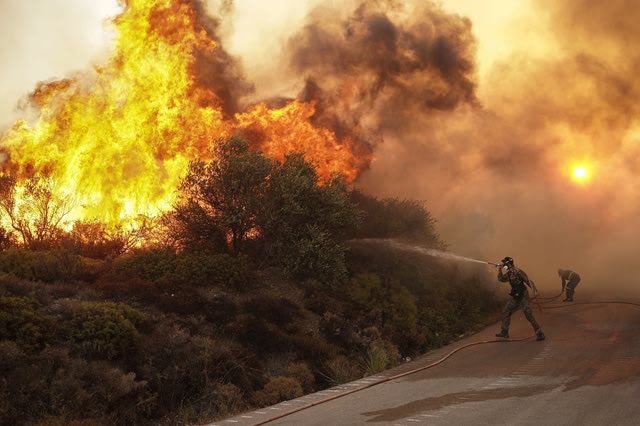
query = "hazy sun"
xmin=570 ymin=165 xmax=591 ymax=184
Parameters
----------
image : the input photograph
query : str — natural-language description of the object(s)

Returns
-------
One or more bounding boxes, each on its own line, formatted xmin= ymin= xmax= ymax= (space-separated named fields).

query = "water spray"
xmin=349 ymin=238 xmax=501 ymax=267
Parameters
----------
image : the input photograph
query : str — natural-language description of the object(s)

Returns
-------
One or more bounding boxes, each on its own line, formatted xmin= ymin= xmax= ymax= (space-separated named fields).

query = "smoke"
xmin=353 ymin=0 xmax=640 ymax=296
xmin=1 ymin=0 xmax=639 ymax=296
xmin=191 ymin=0 xmax=255 ymax=117
xmin=0 ymin=0 xmax=121 ymax=130
xmin=216 ymin=0 xmax=640 ymax=296
xmin=286 ymin=1 xmax=478 ymax=137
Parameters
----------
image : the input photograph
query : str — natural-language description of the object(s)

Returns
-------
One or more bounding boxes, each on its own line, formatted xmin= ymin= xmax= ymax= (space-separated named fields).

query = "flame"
xmin=235 ymin=100 xmax=367 ymax=183
xmin=0 ymin=0 xmax=370 ymax=230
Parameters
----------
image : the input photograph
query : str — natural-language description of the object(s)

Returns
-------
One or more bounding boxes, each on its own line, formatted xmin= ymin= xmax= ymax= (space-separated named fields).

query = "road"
xmin=211 ymin=297 xmax=640 ymax=425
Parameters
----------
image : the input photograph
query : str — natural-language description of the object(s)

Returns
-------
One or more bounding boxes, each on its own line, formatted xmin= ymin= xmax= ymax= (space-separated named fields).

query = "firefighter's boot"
xmin=536 ymin=331 xmax=546 ymax=341
xmin=495 ymin=330 xmax=509 ymax=338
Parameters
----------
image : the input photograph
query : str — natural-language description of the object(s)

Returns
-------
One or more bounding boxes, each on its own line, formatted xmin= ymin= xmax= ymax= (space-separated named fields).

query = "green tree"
xmin=349 ymin=189 xmax=443 ymax=248
xmin=169 ymin=138 xmax=362 ymax=284
xmin=169 ymin=137 xmax=273 ymax=255
xmin=259 ymin=153 xmax=363 ymax=285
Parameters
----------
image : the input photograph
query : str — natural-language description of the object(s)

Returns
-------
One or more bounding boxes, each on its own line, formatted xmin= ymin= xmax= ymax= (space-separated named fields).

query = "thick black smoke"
xmin=192 ymin=0 xmax=254 ymax=117
xmin=286 ymin=1 xmax=478 ymax=137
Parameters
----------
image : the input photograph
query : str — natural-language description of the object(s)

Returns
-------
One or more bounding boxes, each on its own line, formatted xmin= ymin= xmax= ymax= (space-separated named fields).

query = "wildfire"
xmin=0 ymin=0 xmax=370 ymax=229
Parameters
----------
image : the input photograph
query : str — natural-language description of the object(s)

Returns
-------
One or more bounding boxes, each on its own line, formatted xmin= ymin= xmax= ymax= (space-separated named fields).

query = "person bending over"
xmin=558 ymin=268 xmax=581 ymax=302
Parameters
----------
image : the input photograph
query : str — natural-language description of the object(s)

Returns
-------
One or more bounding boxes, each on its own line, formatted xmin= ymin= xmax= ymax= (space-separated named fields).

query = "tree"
xmin=258 ymin=153 xmax=363 ymax=285
xmin=170 ymin=137 xmax=273 ymax=255
xmin=348 ymin=189 xmax=444 ymax=249
xmin=63 ymin=216 xmax=156 ymax=259
xmin=0 ymin=174 xmax=75 ymax=249
xmin=170 ymin=138 xmax=364 ymax=285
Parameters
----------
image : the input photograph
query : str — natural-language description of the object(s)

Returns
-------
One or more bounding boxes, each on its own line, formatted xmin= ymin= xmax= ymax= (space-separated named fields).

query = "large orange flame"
xmin=0 ymin=0 xmax=370 ymax=228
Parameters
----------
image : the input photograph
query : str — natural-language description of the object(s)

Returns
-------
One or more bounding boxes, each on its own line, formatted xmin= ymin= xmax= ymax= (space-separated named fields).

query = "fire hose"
xmin=250 ymin=336 xmax=525 ymax=426
xmin=248 ymin=261 xmax=640 ymax=425
xmin=251 ymin=289 xmax=545 ymax=425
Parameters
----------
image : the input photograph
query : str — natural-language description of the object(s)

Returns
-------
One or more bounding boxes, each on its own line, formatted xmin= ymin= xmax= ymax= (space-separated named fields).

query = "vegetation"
xmin=0 ymin=137 xmax=502 ymax=425
xmin=0 ymin=174 xmax=74 ymax=250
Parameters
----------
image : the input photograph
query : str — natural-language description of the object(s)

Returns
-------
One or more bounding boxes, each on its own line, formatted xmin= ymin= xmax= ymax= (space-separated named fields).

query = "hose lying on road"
xmin=250 ymin=294 xmax=640 ymax=425
xmin=251 ymin=336 xmax=517 ymax=425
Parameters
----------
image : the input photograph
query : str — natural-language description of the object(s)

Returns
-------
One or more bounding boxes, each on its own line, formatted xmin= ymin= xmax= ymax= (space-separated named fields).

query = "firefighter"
xmin=558 ymin=268 xmax=581 ymax=302
xmin=495 ymin=256 xmax=545 ymax=341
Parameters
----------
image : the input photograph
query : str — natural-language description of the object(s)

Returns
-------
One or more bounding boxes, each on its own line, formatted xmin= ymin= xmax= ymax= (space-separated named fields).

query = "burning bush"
xmin=170 ymin=137 xmax=273 ymax=256
xmin=0 ymin=174 xmax=72 ymax=250
xmin=170 ymin=136 xmax=362 ymax=285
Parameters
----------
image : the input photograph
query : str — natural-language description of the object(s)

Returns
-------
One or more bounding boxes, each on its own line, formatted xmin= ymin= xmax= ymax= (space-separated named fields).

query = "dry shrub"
xmin=362 ymin=340 xmax=400 ymax=376
xmin=94 ymin=277 xmax=216 ymax=316
xmin=204 ymin=294 xmax=238 ymax=325
xmin=151 ymin=279 xmax=208 ymax=315
xmin=287 ymin=362 xmax=315 ymax=393
xmin=137 ymin=322 xmax=260 ymax=418
xmin=282 ymin=334 xmax=338 ymax=377
xmin=251 ymin=376 xmax=303 ymax=406
xmin=34 ymin=415 xmax=106 ymax=426
xmin=47 ymin=357 xmax=152 ymax=424
xmin=325 ymin=355 xmax=360 ymax=385
xmin=226 ymin=315 xmax=290 ymax=354
xmin=0 ymin=344 xmax=153 ymax=425
xmin=0 ymin=247 xmax=98 ymax=284
xmin=211 ymin=383 xmax=245 ymax=419
xmin=241 ymin=296 xmax=303 ymax=329
xmin=92 ymin=277 xmax=155 ymax=300
xmin=0 ymin=272 xmax=80 ymax=307
xmin=320 ymin=311 xmax=361 ymax=351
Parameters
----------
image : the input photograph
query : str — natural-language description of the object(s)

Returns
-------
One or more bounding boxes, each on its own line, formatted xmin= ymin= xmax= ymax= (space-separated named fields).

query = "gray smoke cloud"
xmin=2 ymin=0 xmax=639 ymax=298
xmin=226 ymin=0 xmax=640 ymax=297
xmin=286 ymin=1 xmax=478 ymax=139
xmin=351 ymin=0 xmax=640 ymax=297
xmin=192 ymin=0 xmax=255 ymax=117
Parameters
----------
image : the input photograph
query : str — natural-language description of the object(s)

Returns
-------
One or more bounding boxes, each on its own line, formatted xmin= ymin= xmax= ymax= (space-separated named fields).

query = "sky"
xmin=0 ymin=0 xmax=530 ymax=124
xmin=1 ymin=0 xmax=639 ymax=295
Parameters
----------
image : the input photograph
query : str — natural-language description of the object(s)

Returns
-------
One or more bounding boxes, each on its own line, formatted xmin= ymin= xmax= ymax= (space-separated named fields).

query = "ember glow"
xmin=0 ymin=0 xmax=369 ymax=227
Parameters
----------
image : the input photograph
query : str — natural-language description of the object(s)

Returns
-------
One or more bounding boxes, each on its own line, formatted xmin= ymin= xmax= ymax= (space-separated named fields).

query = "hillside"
xmin=0 ymin=240 xmax=501 ymax=425
xmin=0 ymin=138 xmax=502 ymax=425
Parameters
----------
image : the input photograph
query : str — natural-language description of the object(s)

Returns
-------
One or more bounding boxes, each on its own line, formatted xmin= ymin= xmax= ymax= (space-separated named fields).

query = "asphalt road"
xmin=212 ymin=296 xmax=640 ymax=426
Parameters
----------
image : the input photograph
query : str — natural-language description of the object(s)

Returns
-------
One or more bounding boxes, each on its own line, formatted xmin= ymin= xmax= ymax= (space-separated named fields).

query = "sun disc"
xmin=573 ymin=166 xmax=586 ymax=179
